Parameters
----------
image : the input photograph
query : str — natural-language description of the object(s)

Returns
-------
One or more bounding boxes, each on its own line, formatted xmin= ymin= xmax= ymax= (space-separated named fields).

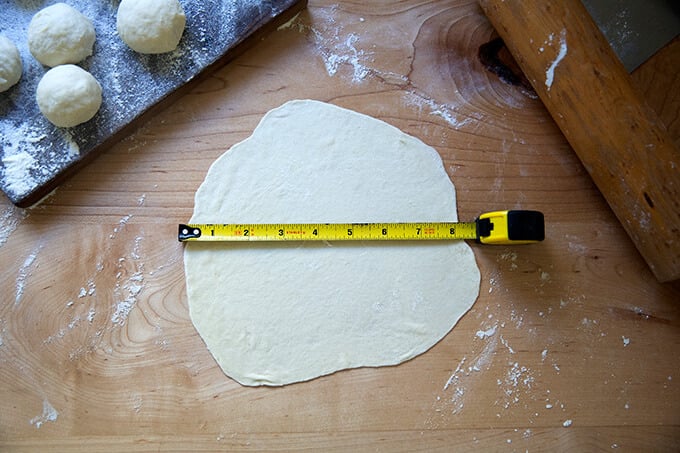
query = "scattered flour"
xmin=77 ymin=279 xmax=97 ymax=299
xmin=500 ymin=335 xmax=516 ymax=354
xmin=287 ymin=6 xmax=372 ymax=83
xmin=622 ymin=336 xmax=630 ymax=347
xmin=475 ymin=325 xmax=497 ymax=340
xmin=110 ymin=215 xmax=133 ymax=239
xmin=405 ymin=92 xmax=474 ymax=130
xmin=562 ymin=419 xmax=573 ymax=427
xmin=433 ymin=330 xmax=499 ymax=419
xmin=0 ymin=205 xmax=27 ymax=247
xmin=0 ymin=121 xmax=80 ymax=200
xmin=2 ymin=152 xmax=37 ymax=197
xmin=442 ymin=357 xmax=467 ymax=415
xmin=112 ymin=269 xmax=144 ymax=326
xmin=321 ymin=32 xmax=371 ymax=82
xmin=29 ymin=399 xmax=59 ymax=429
xmin=498 ymin=361 xmax=534 ymax=409
xmin=15 ymin=245 xmax=42 ymax=305
xmin=111 ymin=233 xmax=145 ymax=326
xmin=545 ymin=29 xmax=568 ymax=90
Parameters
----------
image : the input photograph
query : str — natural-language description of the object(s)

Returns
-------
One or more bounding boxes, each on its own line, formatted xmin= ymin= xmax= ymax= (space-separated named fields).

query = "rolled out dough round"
xmin=184 ymin=100 xmax=480 ymax=386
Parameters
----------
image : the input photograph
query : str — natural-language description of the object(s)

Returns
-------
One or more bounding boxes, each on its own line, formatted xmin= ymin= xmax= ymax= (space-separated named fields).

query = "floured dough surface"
xmin=0 ymin=36 xmax=22 ymax=92
xmin=117 ymin=0 xmax=186 ymax=54
xmin=28 ymin=3 xmax=96 ymax=67
xmin=36 ymin=64 xmax=102 ymax=128
xmin=184 ymin=100 xmax=480 ymax=386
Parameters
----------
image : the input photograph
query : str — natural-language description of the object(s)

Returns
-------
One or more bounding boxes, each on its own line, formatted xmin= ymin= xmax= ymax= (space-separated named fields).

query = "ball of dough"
xmin=117 ymin=0 xmax=186 ymax=54
xmin=28 ymin=3 xmax=96 ymax=67
xmin=0 ymin=36 xmax=22 ymax=92
xmin=36 ymin=64 xmax=102 ymax=128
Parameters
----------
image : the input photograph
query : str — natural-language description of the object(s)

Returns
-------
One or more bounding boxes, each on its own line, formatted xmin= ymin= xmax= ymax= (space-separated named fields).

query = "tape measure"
xmin=179 ymin=210 xmax=544 ymax=245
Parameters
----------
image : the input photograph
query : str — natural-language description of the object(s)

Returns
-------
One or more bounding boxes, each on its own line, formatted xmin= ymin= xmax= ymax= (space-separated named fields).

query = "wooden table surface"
xmin=1 ymin=1 xmax=679 ymax=451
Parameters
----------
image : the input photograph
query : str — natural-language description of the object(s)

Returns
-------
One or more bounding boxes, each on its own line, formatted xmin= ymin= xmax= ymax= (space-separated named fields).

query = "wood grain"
xmin=1 ymin=1 xmax=679 ymax=451
xmin=632 ymin=36 xmax=680 ymax=147
xmin=478 ymin=0 xmax=680 ymax=282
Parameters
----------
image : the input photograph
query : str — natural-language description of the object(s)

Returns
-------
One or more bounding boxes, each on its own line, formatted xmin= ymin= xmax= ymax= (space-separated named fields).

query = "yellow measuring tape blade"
xmin=179 ymin=222 xmax=479 ymax=242
xmin=178 ymin=211 xmax=545 ymax=245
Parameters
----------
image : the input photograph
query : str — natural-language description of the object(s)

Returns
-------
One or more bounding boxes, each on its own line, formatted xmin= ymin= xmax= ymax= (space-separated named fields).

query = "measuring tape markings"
xmin=178 ymin=211 xmax=545 ymax=245
xmin=179 ymin=221 xmax=479 ymax=242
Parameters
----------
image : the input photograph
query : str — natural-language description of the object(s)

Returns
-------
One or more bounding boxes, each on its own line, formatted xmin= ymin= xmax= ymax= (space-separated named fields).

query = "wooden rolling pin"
xmin=478 ymin=0 xmax=680 ymax=282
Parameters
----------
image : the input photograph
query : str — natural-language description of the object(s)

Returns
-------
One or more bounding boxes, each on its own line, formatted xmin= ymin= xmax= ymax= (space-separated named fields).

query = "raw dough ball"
xmin=0 ymin=36 xmax=22 ymax=92
xmin=117 ymin=0 xmax=186 ymax=54
xmin=28 ymin=3 xmax=96 ymax=67
xmin=184 ymin=100 xmax=481 ymax=386
xmin=36 ymin=64 xmax=102 ymax=128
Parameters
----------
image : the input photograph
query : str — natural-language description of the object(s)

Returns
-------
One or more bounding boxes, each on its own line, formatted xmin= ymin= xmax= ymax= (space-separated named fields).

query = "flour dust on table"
xmin=184 ymin=100 xmax=481 ymax=386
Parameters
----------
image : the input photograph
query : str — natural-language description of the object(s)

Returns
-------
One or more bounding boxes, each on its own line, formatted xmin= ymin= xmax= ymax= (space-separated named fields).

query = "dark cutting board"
xmin=0 ymin=0 xmax=306 ymax=207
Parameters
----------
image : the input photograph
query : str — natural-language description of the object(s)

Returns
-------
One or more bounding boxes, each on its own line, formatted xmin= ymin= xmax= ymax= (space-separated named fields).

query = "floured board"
xmin=0 ymin=0 xmax=306 ymax=207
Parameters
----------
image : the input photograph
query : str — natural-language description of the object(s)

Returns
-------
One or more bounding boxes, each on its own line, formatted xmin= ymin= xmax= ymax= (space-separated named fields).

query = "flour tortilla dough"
xmin=117 ymin=0 xmax=186 ymax=54
xmin=0 ymin=36 xmax=22 ymax=92
xmin=36 ymin=64 xmax=102 ymax=128
xmin=184 ymin=100 xmax=480 ymax=386
xmin=28 ymin=3 xmax=96 ymax=67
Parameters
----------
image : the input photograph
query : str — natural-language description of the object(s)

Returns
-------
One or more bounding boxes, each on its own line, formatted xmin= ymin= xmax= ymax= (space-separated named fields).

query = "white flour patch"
xmin=76 ymin=279 xmax=97 ymax=299
xmin=444 ymin=357 xmax=466 ymax=392
xmin=622 ymin=336 xmax=630 ymax=347
xmin=111 ymin=234 xmax=145 ymax=326
xmin=130 ymin=236 xmax=143 ymax=260
xmin=112 ymin=270 xmax=144 ymax=326
xmin=297 ymin=7 xmax=372 ymax=83
xmin=404 ymin=92 xmax=473 ymax=130
xmin=0 ymin=121 xmax=79 ymax=200
xmin=2 ymin=151 xmax=37 ymax=197
xmin=15 ymin=244 xmax=42 ymax=305
xmin=441 ymin=357 xmax=468 ymax=415
xmin=471 ymin=333 xmax=498 ymax=373
xmin=60 ymin=129 xmax=80 ymax=157
xmin=498 ymin=361 xmax=534 ymax=410
xmin=476 ymin=325 xmax=497 ymax=340
xmin=0 ymin=205 xmax=27 ymax=247
xmin=29 ymin=399 xmax=59 ymax=429
xmin=545 ymin=29 xmax=567 ymax=90
xmin=282 ymin=7 xmax=410 ymax=87
xmin=320 ymin=32 xmax=370 ymax=82
xmin=110 ymin=214 xmax=133 ymax=239
xmin=434 ymin=334 xmax=498 ymax=418
xmin=500 ymin=335 xmax=516 ymax=354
